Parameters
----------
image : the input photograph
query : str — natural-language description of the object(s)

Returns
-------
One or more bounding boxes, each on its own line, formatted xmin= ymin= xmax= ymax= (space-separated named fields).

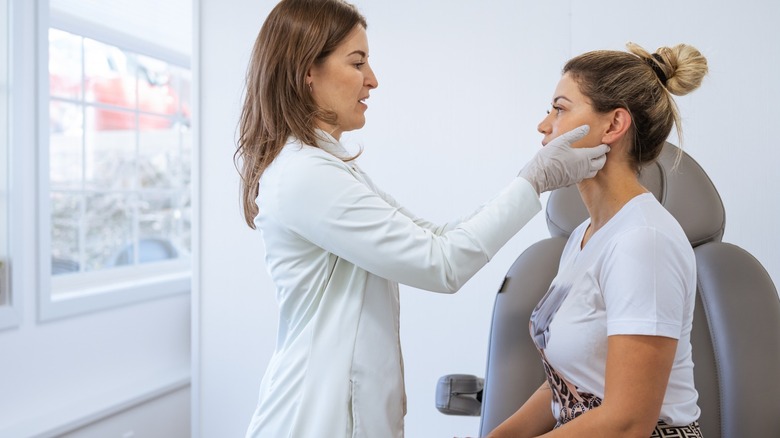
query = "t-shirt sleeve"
xmin=600 ymin=226 xmax=690 ymax=339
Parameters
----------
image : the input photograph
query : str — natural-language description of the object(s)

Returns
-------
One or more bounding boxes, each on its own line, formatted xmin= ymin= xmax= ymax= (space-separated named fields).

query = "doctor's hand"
xmin=518 ymin=125 xmax=610 ymax=195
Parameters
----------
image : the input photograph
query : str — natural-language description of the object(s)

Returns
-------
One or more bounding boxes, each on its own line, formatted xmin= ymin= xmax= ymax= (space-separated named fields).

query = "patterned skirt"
xmin=649 ymin=421 xmax=703 ymax=437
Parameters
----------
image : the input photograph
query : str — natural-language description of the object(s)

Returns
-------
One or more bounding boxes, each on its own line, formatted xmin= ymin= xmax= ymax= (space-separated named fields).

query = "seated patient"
xmin=487 ymin=43 xmax=708 ymax=438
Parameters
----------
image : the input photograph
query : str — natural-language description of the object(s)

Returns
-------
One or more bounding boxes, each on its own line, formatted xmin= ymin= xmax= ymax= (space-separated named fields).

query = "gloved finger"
xmin=550 ymin=124 xmax=590 ymax=147
xmin=584 ymin=157 xmax=606 ymax=179
xmin=581 ymin=143 xmax=610 ymax=159
xmin=590 ymin=144 xmax=609 ymax=170
xmin=589 ymin=149 xmax=609 ymax=171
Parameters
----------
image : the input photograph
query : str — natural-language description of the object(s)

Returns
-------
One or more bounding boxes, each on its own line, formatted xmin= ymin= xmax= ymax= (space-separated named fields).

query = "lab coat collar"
xmin=313 ymin=129 xmax=352 ymax=161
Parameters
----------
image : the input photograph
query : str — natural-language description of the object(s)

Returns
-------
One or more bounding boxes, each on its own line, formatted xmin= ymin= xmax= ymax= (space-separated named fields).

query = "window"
xmin=40 ymin=0 xmax=193 ymax=319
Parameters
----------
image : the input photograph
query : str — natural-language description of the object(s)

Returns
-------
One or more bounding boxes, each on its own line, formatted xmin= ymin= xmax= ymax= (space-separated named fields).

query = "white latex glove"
xmin=518 ymin=125 xmax=610 ymax=194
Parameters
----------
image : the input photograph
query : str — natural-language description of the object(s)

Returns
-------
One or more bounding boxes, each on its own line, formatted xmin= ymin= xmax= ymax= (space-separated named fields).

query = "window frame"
xmin=38 ymin=1 xmax=193 ymax=321
xmin=0 ymin=0 xmax=22 ymax=331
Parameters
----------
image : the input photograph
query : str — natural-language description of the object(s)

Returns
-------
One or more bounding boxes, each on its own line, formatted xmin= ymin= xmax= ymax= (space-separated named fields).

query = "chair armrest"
xmin=435 ymin=374 xmax=484 ymax=416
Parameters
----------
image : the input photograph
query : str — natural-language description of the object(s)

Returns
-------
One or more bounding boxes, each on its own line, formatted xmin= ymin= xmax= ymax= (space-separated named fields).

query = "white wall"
xmin=197 ymin=1 xmax=780 ymax=437
xmin=195 ymin=0 xmax=277 ymax=435
xmin=0 ymin=1 xmax=191 ymax=436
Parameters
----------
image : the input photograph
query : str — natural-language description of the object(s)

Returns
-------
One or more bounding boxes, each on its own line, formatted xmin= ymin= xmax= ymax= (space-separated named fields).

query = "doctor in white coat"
xmin=236 ymin=0 xmax=610 ymax=437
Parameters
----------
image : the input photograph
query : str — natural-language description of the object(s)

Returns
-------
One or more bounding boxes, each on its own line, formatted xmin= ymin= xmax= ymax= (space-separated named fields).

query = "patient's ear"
xmin=601 ymin=108 xmax=632 ymax=144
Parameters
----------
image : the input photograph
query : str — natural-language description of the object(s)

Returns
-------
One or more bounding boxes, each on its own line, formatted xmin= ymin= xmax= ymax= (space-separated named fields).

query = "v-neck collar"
xmin=578 ymin=192 xmax=654 ymax=251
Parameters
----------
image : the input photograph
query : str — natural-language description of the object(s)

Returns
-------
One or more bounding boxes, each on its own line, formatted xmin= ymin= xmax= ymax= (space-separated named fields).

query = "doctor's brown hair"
xmin=235 ymin=0 xmax=367 ymax=228
xmin=563 ymin=43 xmax=708 ymax=171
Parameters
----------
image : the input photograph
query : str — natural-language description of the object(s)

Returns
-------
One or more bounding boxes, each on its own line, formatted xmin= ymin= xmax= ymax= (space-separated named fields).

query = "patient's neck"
xmin=577 ymin=152 xmax=647 ymax=236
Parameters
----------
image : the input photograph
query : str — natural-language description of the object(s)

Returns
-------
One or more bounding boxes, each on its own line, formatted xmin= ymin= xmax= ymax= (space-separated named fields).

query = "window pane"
xmin=50 ymin=99 xmax=84 ymax=135
xmin=83 ymin=192 xmax=133 ymax=271
xmin=84 ymin=112 xmax=136 ymax=190
xmin=50 ymin=101 xmax=84 ymax=190
xmin=88 ymin=106 xmax=136 ymax=133
xmin=171 ymin=68 xmax=192 ymax=122
xmin=138 ymin=113 xmax=175 ymax=131
xmin=51 ymin=193 xmax=82 ymax=275
xmin=176 ymin=190 xmax=192 ymax=255
xmin=84 ymin=38 xmax=136 ymax=109
xmin=138 ymin=193 xmax=182 ymax=264
xmin=136 ymin=55 xmax=180 ymax=120
xmin=139 ymin=121 xmax=180 ymax=190
xmin=181 ymin=134 xmax=192 ymax=190
xmin=49 ymin=29 xmax=83 ymax=100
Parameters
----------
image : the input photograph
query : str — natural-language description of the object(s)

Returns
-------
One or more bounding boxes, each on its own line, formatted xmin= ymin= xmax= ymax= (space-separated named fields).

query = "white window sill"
xmin=40 ymin=260 xmax=191 ymax=321
xmin=0 ymin=366 xmax=191 ymax=437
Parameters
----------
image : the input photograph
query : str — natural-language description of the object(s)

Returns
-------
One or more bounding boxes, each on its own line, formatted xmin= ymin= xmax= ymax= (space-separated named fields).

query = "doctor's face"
xmin=537 ymin=73 xmax=609 ymax=148
xmin=308 ymin=25 xmax=378 ymax=140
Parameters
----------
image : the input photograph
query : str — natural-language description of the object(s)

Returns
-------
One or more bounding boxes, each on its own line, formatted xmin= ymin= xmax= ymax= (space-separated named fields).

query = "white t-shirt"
xmin=530 ymin=193 xmax=700 ymax=426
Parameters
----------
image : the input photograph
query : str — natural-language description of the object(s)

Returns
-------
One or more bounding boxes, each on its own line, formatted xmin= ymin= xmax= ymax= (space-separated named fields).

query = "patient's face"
xmin=537 ymin=73 xmax=608 ymax=148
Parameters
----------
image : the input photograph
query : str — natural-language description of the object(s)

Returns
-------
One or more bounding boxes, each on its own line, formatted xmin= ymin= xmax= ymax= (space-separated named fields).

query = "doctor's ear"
xmin=601 ymin=108 xmax=632 ymax=145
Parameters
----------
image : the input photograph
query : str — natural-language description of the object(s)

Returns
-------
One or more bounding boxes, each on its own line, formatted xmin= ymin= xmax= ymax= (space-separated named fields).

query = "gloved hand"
xmin=518 ymin=125 xmax=610 ymax=194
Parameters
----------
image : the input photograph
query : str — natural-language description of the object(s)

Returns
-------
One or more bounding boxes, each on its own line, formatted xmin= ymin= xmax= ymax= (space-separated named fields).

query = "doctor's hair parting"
xmin=563 ymin=42 xmax=708 ymax=171
xmin=235 ymin=0 xmax=367 ymax=229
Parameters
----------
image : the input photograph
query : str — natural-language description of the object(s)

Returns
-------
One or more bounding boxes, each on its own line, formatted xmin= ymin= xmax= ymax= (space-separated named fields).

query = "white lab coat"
xmin=245 ymin=131 xmax=541 ymax=438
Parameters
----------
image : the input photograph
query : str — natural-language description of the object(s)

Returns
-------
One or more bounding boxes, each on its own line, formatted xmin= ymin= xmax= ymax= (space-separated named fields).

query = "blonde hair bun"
xmin=627 ymin=42 xmax=709 ymax=96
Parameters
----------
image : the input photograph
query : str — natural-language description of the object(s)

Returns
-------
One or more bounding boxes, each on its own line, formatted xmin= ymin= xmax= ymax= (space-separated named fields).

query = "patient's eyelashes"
xmin=547 ymin=105 xmax=564 ymax=116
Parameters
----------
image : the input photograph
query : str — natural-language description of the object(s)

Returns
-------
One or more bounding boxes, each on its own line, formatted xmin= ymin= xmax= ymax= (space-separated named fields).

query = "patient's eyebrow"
xmin=553 ymin=96 xmax=573 ymax=104
xmin=348 ymin=50 xmax=367 ymax=58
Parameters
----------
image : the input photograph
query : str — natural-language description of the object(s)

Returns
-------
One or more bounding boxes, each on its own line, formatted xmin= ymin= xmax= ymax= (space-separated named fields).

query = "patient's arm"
xmin=485 ymin=381 xmax=556 ymax=438
xmin=541 ymin=334 xmax=677 ymax=438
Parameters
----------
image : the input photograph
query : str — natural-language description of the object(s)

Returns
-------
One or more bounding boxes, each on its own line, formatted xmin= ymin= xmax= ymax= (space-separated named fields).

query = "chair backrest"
xmin=479 ymin=142 xmax=780 ymax=437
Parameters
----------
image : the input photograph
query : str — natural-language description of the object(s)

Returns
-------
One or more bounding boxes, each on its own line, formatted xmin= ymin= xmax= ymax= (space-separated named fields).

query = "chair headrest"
xmin=545 ymin=142 xmax=725 ymax=247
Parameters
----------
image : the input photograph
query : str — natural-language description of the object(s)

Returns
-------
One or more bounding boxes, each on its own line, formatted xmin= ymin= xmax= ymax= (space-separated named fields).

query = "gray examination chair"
xmin=436 ymin=142 xmax=780 ymax=438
